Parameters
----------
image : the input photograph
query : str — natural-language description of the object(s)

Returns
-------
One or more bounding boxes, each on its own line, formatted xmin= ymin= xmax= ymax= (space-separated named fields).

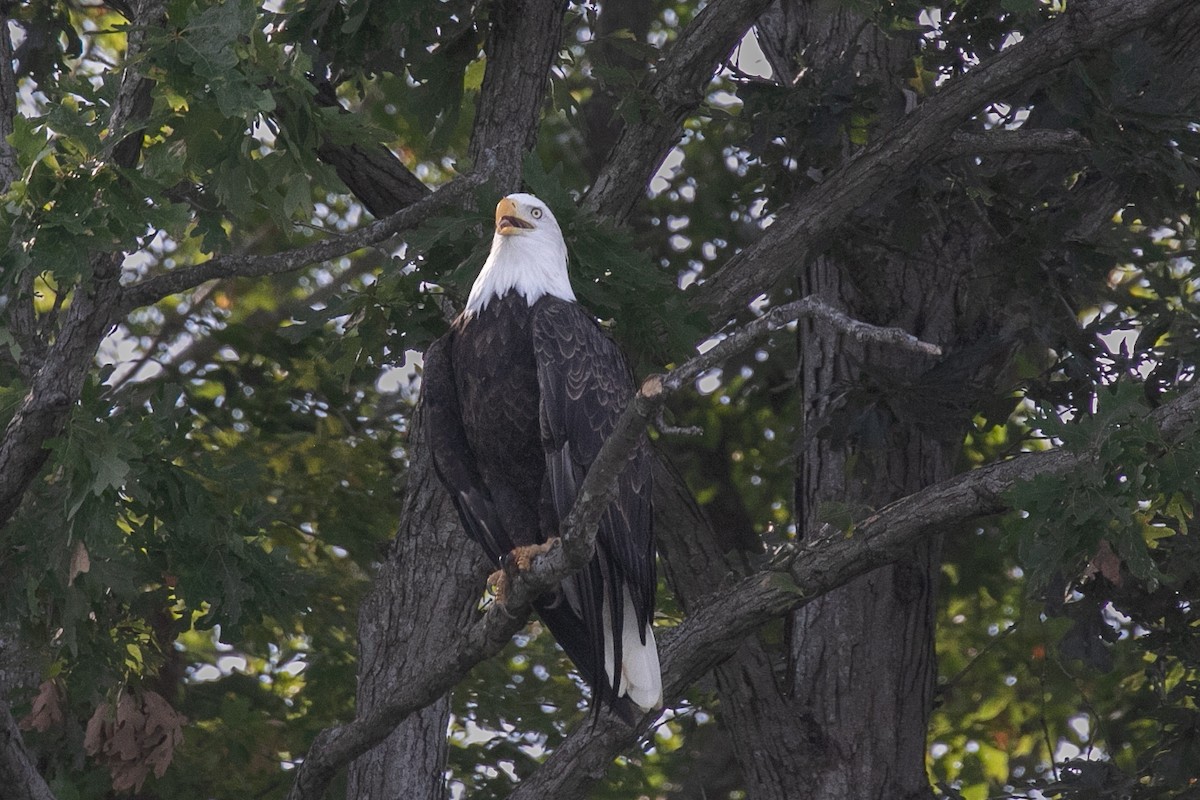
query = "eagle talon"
xmin=487 ymin=568 xmax=510 ymax=607
xmin=509 ymin=538 xmax=559 ymax=572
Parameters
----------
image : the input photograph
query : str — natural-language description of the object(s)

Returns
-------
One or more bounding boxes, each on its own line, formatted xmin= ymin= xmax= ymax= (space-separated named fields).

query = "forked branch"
xmin=117 ymin=167 xmax=489 ymax=314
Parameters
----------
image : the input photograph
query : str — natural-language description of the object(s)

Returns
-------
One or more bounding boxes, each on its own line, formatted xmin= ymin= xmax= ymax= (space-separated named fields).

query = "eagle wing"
xmin=422 ymin=334 xmax=512 ymax=565
xmin=532 ymin=297 xmax=656 ymax=708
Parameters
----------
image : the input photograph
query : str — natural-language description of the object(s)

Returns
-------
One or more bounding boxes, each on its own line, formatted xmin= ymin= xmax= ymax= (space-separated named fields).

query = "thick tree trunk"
xmin=791 ymin=252 xmax=959 ymax=800
xmin=346 ymin=410 xmax=488 ymax=799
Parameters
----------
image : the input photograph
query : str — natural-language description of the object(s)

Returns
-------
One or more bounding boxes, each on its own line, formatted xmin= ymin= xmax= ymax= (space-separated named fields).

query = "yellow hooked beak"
xmin=495 ymin=197 xmax=534 ymax=236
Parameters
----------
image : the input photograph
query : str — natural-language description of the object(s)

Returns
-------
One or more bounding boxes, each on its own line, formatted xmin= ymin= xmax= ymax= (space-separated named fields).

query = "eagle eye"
xmin=531 ymin=208 xmax=543 ymax=219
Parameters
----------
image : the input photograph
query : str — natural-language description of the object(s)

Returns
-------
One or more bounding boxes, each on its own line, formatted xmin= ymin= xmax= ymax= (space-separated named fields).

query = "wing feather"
xmin=422 ymin=335 xmax=513 ymax=564
xmin=531 ymin=298 xmax=656 ymax=661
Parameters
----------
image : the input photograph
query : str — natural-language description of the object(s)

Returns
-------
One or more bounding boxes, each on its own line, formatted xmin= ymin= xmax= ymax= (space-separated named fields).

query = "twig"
xmin=103 ymin=282 xmax=221 ymax=398
xmin=654 ymin=408 xmax=703 ymax=437
xmin=936 ymin=619 xmax=1021 ymax=699
xmin=117 ymin=163 xmax=490 ymax=314
xmin=940 ymin=129 xmax=1091 ymax=161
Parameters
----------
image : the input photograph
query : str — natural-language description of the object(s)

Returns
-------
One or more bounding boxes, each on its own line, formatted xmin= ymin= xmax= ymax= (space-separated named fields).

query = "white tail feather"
xmin=602 ymin=588 xmax=663 ymax=711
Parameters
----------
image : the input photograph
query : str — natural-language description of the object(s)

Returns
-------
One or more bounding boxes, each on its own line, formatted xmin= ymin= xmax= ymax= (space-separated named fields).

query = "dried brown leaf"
xmin=109 ymin=760 xmax=148 ymax=793
xmin=67 ymin=540 xmax=91 ymax=586
xmin=84 ymin=704 xmax=110 ymax=755
xmin=19 ymin=680 xmax=64 ymax=733
xmin=1083 ymin=539 xmax=1124 ymax=587
xmin=108 ymin=717 xmax=142 ymax=761
xmin=87 ymin=690 xmax=187 ymax=792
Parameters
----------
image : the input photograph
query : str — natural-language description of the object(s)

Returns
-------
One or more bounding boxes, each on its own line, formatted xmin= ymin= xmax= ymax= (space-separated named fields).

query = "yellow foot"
xmin=487 ymin=568 xmax=510 ymax=607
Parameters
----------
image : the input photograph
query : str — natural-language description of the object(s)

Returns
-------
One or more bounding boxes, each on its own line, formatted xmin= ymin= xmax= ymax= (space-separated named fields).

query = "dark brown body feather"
xmin=423 ymin=291 xmax=655 ymax=718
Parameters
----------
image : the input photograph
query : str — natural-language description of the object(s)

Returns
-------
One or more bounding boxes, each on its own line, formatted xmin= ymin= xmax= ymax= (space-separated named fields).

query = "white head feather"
xmin=465 ymin=192 xmax=577 ymax=316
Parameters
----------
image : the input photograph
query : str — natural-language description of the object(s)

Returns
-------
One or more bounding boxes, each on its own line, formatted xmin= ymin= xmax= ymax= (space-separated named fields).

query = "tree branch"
xmin=552 ymin=296 xmax=940 ymax=570
xmin=940 ymin=128 xmax=1092 ymax=160
xmin=696 ymin=0 xmax=1191 ymax=321
xmin=310 ymin=82 xmax=431 ymax=218
xmin=582 ymin=0 xmax=774 ymax=222
xmin=116 ymin=167 xmax=489 ymax=314
xmin=505 ymin=379 xmax=1200 ymax=798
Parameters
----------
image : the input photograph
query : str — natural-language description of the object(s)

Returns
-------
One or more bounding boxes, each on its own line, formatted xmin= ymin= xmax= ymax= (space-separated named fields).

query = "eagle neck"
xmin=465 ymin=231 xmax=575 ymax=316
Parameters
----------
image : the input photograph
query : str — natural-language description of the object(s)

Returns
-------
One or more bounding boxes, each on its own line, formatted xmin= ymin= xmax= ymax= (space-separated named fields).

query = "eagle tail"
xmin=603 ymin=587 xmax=663 ymax=712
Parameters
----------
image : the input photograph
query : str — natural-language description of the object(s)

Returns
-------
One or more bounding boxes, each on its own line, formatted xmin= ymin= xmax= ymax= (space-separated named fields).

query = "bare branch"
xmin=582 ymin=0 xmax=774 ymax=222
xmin=940 ymin=128 xmax=1092 ymax=160
xmin=696 ymin=0 xmax=1192 ymax=321
xmin=117 ymin=167 xmax=489 ymax=314
xmin=507 ymin=380 xmax=1200 ymax=798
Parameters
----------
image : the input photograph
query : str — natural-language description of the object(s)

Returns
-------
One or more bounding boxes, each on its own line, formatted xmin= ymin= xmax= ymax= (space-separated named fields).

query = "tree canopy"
xmin=1 ymin=1 xmax=1200 ymax=799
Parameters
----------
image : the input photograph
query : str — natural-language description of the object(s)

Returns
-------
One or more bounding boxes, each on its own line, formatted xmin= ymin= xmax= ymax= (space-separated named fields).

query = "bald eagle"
xmin=422 ymin=193 xmax=662 ymax=720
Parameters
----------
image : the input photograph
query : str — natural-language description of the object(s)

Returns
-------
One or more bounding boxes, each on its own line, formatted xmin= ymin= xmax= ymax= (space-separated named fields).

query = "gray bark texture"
xmin=346 ymin=412 xmax=488 ymax=800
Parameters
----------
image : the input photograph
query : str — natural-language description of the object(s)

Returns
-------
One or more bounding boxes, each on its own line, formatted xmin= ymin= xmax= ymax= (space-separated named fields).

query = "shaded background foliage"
xmin=1 ymin=0 xmax=1199 ymax=799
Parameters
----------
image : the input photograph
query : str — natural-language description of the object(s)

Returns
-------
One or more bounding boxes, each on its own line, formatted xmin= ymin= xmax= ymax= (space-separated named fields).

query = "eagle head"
xmin=465 ymin=192 xmax=575 ymax=315
xmin=494 ymin=193 xmax=559 ymax=238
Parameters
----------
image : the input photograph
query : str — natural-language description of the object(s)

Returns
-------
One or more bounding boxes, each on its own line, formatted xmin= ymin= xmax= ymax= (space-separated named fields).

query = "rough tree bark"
xmin=789 ymin=7 xmax=947 ymax=795
xmin=345 ymin=411 xmax=489 ymax=800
